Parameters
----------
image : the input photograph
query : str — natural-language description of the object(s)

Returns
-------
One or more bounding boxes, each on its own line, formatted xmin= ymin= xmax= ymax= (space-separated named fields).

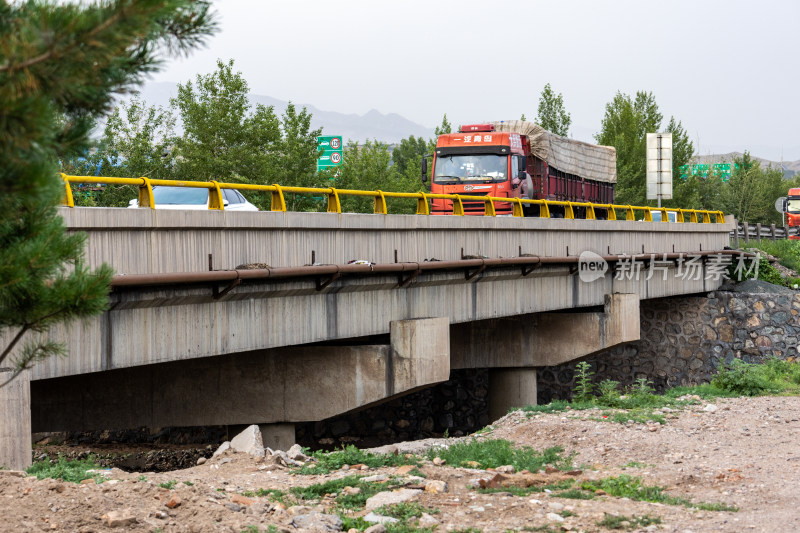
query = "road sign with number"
xmin=317 ymin=136 xmax=343 ymax=172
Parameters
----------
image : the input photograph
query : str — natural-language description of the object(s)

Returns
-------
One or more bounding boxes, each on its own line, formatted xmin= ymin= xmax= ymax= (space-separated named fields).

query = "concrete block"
xmin=230 ymin=424 xmax=265 ymax=457
xmin=0 ymin=368 xmax=31 ymax=470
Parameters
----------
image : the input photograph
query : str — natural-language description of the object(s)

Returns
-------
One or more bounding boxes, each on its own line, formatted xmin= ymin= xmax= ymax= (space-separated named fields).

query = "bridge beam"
xmin=451 ymin=293 xmax=640 ymax=369
xmin=31 ymin=317 xmax=450 ymax=433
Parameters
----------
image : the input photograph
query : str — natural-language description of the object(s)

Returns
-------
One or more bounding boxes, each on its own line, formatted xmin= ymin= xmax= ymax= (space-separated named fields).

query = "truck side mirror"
xmin=517 ymin=155 xmax=527 ymax=173
xmin=421 ymin=157 xmax=428 ymax=183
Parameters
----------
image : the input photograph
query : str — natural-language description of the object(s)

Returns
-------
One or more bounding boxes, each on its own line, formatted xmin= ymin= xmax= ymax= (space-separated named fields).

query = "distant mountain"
xmin=129 ymin=82 xmax=434 ymax=144
xmin=691 ymin=152 xmax=799 ymax=179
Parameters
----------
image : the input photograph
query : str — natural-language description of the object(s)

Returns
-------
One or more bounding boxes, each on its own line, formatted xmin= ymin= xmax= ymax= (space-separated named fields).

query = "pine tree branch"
xmin=0 ymin=324 xmax=30 ymax=367
xmin=0 ymin=6 xmax=126 ymax=73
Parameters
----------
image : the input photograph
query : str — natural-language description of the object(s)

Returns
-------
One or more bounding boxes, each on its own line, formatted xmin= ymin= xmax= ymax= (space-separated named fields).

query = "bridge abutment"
xmin=488 ymin=368 xmax=538 ymax=422
xmin=0 ymin=369 xmax=31 ymax=470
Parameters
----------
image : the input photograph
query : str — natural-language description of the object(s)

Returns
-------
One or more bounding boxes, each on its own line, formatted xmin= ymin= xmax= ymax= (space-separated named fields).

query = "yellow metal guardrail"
xmin=61 ymin=174 xmax=725 ymax=223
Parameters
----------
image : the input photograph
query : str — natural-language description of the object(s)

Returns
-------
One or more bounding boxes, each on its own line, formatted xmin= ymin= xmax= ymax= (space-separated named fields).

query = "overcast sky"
xmin=148 ymin=0 xmax=800 ymax=161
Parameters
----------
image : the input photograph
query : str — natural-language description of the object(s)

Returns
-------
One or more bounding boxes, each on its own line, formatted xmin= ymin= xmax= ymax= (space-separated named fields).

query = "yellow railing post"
xmin=625 ymin=205 xmax=635 ymax=221
xmin=327 ymin=188 xmax=342 ymax=213
xmin=484 ymin=197 xmax=496 ymax=217
xmin=61 ymin=173 xmax=75 ymax=208
xmin=137 ymin=176 xmax=155 ymax=209
xmin=540 ymin=200 xmax=550 ymax=218
xmin=565 ymin=202 xmax=575 ymax=219
xmin=606 ymin=205 xmax=617 ymax=221
xmin=676 ymin=209 xmax=685 ymax=223
xmin=451 ymin=195 xmax=464 ymax=216
xmin=586 ymin=203 xmax=596 ymax=220
xmin=270 ymin=184 xmax=287 ymax=212
xmin=374 ymin=190 xmax=388 ymax=215
xmin=702 ymin=210 xmax=711 ymax=223
xmin=642 ymin=207 xmax=653 ymax=222
xmin=208 ymin=181 xmax=224 ymax=210
xmin=715 ymin=211 xmax=725 ymax=223
xmin=416 ymin=192 xmax=430 ymax=215
xmin=511 ymin=198 xmax=524 ymax=217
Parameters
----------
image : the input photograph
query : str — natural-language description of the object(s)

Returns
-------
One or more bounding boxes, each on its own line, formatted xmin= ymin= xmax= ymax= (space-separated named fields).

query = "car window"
xmin=235 ymin=190 xmax=247 ymax=204
xmin=152 ymin=186 xmax=208 ymax=205
xmin=223 ymin=189 xmax=241 ymax=204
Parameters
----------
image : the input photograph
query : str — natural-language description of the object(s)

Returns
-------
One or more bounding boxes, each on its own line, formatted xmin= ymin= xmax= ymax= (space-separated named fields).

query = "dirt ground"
xmin=2 ymin=395 xmax=799 ymax=532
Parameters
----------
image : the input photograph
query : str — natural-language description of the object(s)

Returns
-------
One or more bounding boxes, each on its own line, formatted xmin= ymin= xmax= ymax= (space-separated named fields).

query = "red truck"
xmin=786 ymin=188 xmax=800 ymax=239
xmin=422 ymin=120 xmax=617 ymax=217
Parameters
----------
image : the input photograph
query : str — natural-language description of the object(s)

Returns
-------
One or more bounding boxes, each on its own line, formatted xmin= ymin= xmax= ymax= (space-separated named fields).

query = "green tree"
xmin=336 ymin=140 xmax=418 ymax=214
xmin=595 ymin=91 xmax=694 ymax=208
xmin=392 ymin=135 xmax=428 ymax=175
xmin=171 ymin=58 xmax=281 ymax=186
xmin=535 ymin=83 xmax=572 ymax=136
xmin=722 ymin=152 xmax=784 ymax=224
xmin=272 ymin=102 xmax=324 ymax=210
xmin=72 ymin=96 xmax=178 ymax=207
xmin=0 ymin=0 xmax=216 ymax=385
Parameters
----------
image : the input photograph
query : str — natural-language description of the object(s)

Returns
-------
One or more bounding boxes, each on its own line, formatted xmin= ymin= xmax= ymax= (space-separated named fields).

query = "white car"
xmin=650 ymin=210 xmax=678 ymax=223
xmin=127 ymin=186 xmax=258 ymax=211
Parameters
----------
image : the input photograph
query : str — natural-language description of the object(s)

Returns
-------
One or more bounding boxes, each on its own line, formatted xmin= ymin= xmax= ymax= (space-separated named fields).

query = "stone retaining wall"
xmin=538 ymin=290 xmax=800 ymax=403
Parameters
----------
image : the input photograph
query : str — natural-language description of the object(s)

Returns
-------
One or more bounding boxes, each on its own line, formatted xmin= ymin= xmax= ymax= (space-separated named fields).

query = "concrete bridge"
xmin=2 ymin=207 xmax=735 ymax=464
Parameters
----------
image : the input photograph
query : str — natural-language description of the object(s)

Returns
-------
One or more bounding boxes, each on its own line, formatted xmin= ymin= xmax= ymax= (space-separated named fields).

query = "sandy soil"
xmin=2 ymin=395 xmax=798 ymax=532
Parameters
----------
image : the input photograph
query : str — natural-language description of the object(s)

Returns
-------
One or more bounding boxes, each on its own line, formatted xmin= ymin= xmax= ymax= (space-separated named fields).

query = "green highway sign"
xmin=317 ymin=135 xmax=343 ymax=171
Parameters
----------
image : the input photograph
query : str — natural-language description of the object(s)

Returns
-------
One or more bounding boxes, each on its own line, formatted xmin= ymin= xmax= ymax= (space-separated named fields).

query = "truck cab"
xmin=786 ymin=187 xmax=800 ymax=239
xmin=427 ymin=124 xmax=524 ymax=215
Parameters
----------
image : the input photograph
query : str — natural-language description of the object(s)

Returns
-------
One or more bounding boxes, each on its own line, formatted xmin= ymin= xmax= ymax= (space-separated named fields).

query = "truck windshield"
xmin=788 ymin=198 xmax=800 ymax=213
xmin=433 ymin=154 xmax=507 ymax=184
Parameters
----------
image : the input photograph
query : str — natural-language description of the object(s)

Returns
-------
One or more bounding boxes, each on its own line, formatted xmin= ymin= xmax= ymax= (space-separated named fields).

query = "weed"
xmin=478 ymin=480 xmax=574 ymax=497
xmin=711 ymin=359 xmax=780 ymax=396
xmin=573 ymin=361 xmax=595 ymax=402
xmin=255 ymin=488 xmax=286 ymax=503
xmin=554 ymin=488 xmax=594 ymax=499
xmin=559 ymin=510 xmax=577 ymax=518
xmin=375 ymin=502 xmax=438 ymax=521
xmin=241 ymin=490 xmax=255 ymax=497
xmin=183 ymin=481 xmax=194 ymax=486
xmin=296 ymin=445 xmax=418 ymax=475
xmin=521 ymin=400 xmax=570 ymax=415
xmin=597 ymin=513 xmax=662 ymax=530
xmin=621 ymin=461 xmax=650 ymax=469
xmin=158 ymin=480 xmax=177 ymax=490
xmin=427 ymin=439 xmax=573 ymax=472
xmin=26 ymin=456 xmax=101 ymax=484
xmin=580 ymin=475 xmax=737 ymax=511
xmin=137 ymin=475 xmax=147 ymax=482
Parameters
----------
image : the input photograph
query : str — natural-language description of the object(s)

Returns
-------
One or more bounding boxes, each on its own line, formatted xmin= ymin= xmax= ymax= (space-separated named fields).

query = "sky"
xmin=148 ymin=0 xmax=800 ymax=162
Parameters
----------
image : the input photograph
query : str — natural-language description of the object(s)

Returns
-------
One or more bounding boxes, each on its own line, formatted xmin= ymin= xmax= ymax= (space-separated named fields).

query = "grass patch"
xmin=26 ymin=456 xmax=102 ymax=484
xmin=290 ymin=474 xmax=407 ymax=513
xmin=254 ymin=488 xmax=286 ymax=503
xmin=554 ymin=487 xmax=595 ymax=500
xmin=597 ymin=513 xmax=662 ymax=530
xmin=580 ymin=475 xmax=737 ymax=511
xmin=375 ymin=502 xmax=438 ymax=521
xmin=478 ymin=479 xmax=574 ymax=497
xmin=621 ymin=461 xmax=651 ymax=469
xmin=426 ymin=439 xmax=573 ymax=472
xmin=158 ymin=480 xmax=177 ymax=490
xmin=183 ymin=481 xmax=194 ymax=486
xmin=296 ymin=444 xmax=419 ymax=475
xmin=711 ymin=358 xmax=800 ymax=396
xmin=521 ymin=400 xmax=570 ymax=415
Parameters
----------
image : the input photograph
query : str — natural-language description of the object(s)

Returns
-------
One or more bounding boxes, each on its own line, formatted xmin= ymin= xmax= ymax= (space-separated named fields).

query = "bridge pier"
xmin=260 ymin=423 xmax=295 ymax=451
xmin=488 ymin=368 xmax=538 ymax=422
xmin=0 ymin=369 xmax=31 ymax=470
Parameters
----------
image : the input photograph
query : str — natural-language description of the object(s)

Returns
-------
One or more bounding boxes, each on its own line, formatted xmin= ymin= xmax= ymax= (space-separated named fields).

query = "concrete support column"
xmin=488 ymin=368 xmax=537 ymax=423
xmin=260 ymin=423 xmax=295 ymax=451
xmin=0 ymin=369 xmax=31 ymax=470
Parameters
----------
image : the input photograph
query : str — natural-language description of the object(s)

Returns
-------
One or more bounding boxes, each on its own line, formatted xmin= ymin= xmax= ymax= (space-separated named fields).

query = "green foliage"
xmin=572 ymin=361 xmax=595 ymax=402
xmin=553 ymin=488 xmax=595 ymax=500
xmin=0 ymin=0 xmax=215 ymax=384
xmin=426 ymin=439 xmax=572 ymax=472
xmin=254 ymin=488 xmax=286 ymax=502
xmin=597 ymin=513 xmax=661 ymax=530
xmin=375 ymin=502 xmax=438 ymax=521
xmin=521 ymin=400 xmax=570 ymax=415
xmin=158 ymin=480 xmax=177 ymax=489
xmin=536 ymin=83 xmax=572 ymax=136
xmin=296 ymin=445 xmax=417 ymax=475
xmin=744 ymin=239 xmax=800 ymax=274
xmin=722 ymin=152 xmax=785 ymax=225
xmin=334 ymin=140 xmax=421 ymax=214
xmin=711 ymin=358 xmax=796 ymax=396
xmin=580 ymin=475 xmax=737 ymax=510
xmin=595 ymin=91 xmax=694 ymax=208
xmin=478 ymin=479 xmax=574 ymax=497
xmin=26 ymin=456 xmax=102 ymax=484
